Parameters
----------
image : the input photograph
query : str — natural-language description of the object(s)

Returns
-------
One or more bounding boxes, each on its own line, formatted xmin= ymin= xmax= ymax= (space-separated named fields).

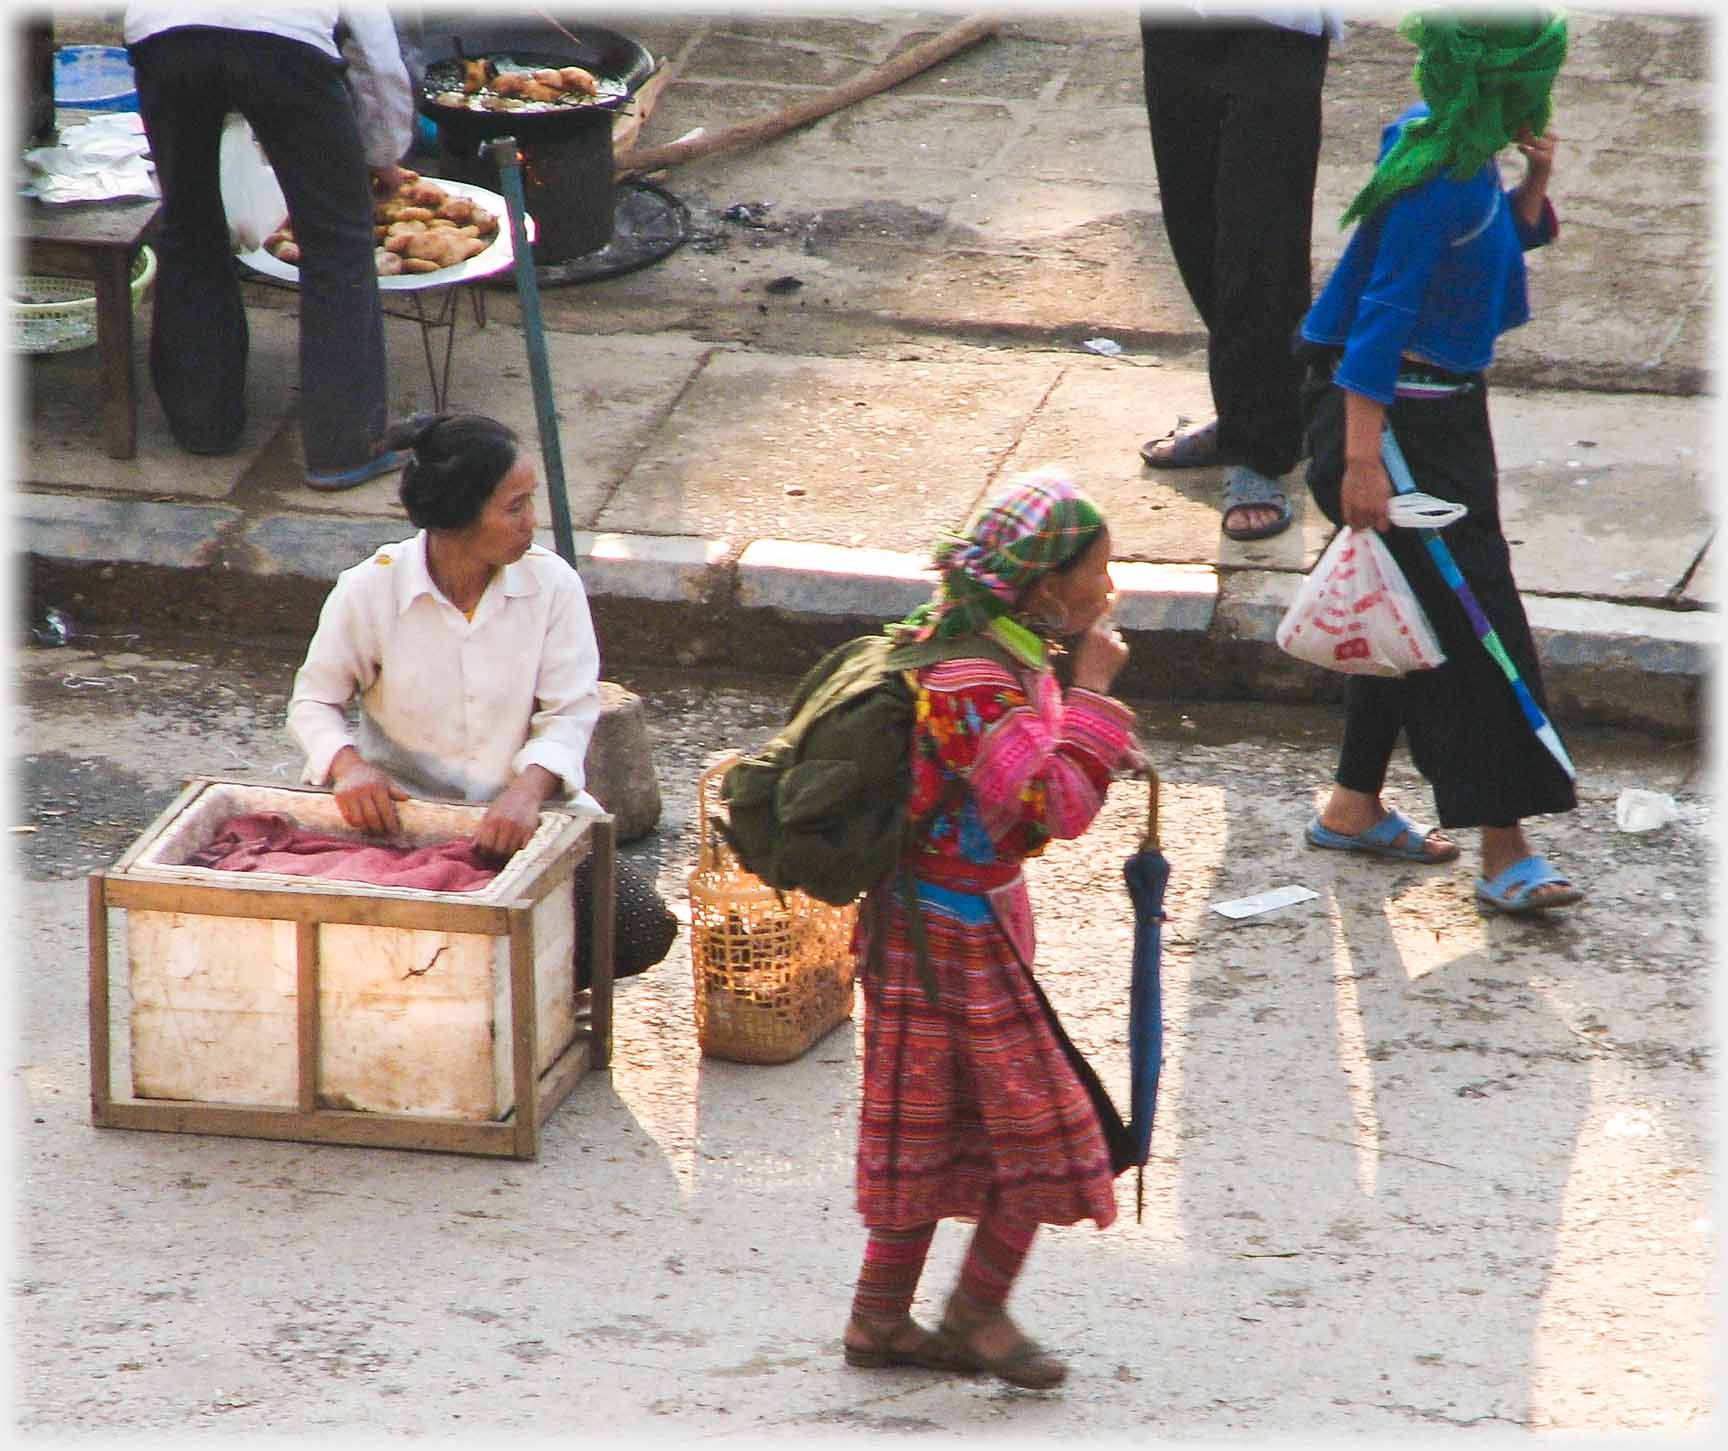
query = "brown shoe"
xmin=842 ymin=1315 xmax=978 ymax=1373
xmin=938 ymin=1300 xmax=1068 ymax=1390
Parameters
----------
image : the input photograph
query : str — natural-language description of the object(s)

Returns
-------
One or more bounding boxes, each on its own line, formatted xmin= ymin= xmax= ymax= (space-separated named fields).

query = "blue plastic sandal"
xmin=1305 ymin=808 xmax=1460 ymax=864
xmin=1221 ymin=465 xmax=1293 ymax=542
xmin=305 ymin=448 xmax=410 ymax=493
xmin=1475 ymin=855 xmax=1584 ymax=915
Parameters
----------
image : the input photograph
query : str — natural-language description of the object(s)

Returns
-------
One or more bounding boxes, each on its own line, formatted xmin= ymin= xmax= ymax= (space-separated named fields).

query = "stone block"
xmin=20 ymin=492 xmax=239 ymax=569
xmin=585 ymin=681 xmax=662 ymax=844
xmin=736 ymin=539 xmax=934 ymax=619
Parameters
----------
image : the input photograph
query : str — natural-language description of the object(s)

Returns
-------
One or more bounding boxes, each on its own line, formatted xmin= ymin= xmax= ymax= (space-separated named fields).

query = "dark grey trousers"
xmin=129 ymin=26 xmax=389 ymax=471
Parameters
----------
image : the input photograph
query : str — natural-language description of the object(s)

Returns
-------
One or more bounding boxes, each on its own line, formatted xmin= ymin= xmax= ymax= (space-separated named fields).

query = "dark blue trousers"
xmin=129 ymin=26 xmax=389 ymax=471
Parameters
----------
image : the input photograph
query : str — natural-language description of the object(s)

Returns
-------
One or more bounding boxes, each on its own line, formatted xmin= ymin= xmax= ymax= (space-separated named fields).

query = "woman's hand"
xmin=1072 ymin=618 xmax=1129 ymax=694
xmin=1513 ymin=126 xmax=1557 ymax=230
xmin=475 ymin=766 xmax=560 ymax=859
xmin=1341 ymin=454 xmax=1394 ymax=532
xmin=1515 ymin=125 xmax=1557 ymax=186
xmin=330 ymin=747 xmax=409 ymax=836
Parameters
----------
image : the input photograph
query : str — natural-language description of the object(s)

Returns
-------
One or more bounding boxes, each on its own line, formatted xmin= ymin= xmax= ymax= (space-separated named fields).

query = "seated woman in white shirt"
xmin=289 ymin=411 xmax=601 ymax=851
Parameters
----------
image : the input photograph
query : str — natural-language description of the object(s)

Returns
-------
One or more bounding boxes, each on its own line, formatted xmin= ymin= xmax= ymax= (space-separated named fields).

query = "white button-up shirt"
xmin=288 ymin=532 xmax=603 ymax=811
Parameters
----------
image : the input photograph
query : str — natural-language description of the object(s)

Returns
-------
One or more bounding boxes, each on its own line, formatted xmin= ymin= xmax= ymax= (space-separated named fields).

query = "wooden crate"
xmin=88 ymin=778 xmax=615 ymax=1159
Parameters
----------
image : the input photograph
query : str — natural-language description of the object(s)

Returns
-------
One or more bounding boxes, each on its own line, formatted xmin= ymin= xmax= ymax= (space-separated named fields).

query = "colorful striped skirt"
xmin=854 ymin=872 xmax=1119 ymax=1231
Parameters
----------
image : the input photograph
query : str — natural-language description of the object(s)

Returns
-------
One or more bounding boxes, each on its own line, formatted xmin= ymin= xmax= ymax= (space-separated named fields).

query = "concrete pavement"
xmin=17 ymin=6 xmax=1716 ymax=734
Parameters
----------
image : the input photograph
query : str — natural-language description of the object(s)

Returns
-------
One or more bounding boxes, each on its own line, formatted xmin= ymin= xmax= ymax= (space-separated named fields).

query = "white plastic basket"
xmin=11 ymin=244 xmax=156 ymax=355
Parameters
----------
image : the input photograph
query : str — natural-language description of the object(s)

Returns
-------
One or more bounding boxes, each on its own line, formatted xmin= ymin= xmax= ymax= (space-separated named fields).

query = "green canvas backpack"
xmin=718 ymin=631 xmax=1019 ymax=908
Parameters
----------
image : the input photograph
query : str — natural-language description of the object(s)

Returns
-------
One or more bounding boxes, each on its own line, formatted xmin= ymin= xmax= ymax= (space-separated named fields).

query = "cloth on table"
xmin=184 ymin=811 xmax=501 ymax=893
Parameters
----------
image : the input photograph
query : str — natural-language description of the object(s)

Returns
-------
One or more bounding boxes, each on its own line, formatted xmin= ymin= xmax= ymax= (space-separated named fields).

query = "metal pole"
xmin=484 ymin=136 xmax=576 ymax=566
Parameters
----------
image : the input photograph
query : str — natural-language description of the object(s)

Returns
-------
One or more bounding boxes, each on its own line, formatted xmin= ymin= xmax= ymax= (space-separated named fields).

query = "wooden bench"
xmin=19 ymin=194 xmax=160 ymax=460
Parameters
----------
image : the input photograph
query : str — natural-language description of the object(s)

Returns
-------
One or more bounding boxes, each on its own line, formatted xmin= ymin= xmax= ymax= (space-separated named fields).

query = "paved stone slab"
xmin=21 ymin=491 xmax=240 ymax=569
xmin=243 ymin=512 xmax=422 ymax=581
xmin=1491 ymin=388 xmax=1710 ymax=602
xmin=597 ymin=349 xmax=1057 ymax=551
xmin=1526 ymin=595 xmax=1717 ymax=677
xmin=1213 ymin=569 xmax=1303 ymax=645
xmin=258 ymin=320 xmax=716 ymax=531
xmin=1679 ymin=540 xmax=1714 ymax=611
xmin=999 ymin=361 xmax=1331 ymax=572
xmin=1111 ymin=561 xmax=1217 ymax=634
xmin=574 ymin=531 xmax=729 ymax=604
xmin=20 ymin=308 xmax=297 ymax=499
xmin=736 ymin=538 xmax=933 ymax=619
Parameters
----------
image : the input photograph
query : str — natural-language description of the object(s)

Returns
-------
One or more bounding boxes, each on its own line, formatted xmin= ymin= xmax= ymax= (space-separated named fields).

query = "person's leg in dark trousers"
xmin=130 ymin=30 xmax=250 ymax=454
xmin=1302 ymin=369 xmax=1581 ymax=897
xmin=228 ymin=34 xmax=390 ymax=473
xmin=129 ymin=28 xmax=389 ymax=473
xmin=1140 ymin=23 xmax=1327 ymax=480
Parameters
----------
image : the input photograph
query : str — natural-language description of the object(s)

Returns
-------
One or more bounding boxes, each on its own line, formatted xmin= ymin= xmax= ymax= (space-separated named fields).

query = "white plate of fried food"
xmin=238 ymin=174 xmax=534 ymax=291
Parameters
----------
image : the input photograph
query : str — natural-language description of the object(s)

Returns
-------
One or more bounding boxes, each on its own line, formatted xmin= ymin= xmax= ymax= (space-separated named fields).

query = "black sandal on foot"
xmin=1140 ymin=415 xmax=1221 ymax=468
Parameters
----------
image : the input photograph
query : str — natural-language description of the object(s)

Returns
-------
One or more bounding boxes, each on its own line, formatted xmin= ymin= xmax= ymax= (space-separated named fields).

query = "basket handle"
xmin=695 ymin=754 xmax=740 ymax=872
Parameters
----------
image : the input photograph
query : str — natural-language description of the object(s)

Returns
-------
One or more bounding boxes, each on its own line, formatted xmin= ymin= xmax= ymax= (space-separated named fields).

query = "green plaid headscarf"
xmin=1339 ymin=9 xmax=1568 ymax=229
xmin=892 ymin=467 xmax=1105 ymax=659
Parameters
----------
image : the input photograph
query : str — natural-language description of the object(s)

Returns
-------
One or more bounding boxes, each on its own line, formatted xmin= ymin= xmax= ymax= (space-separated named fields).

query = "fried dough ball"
xmin=470 ymin=207 xmax=498 ymax=236
xmin=434 ymin=195 xmax=479 ymax=225
xmin=492 ymin=71 xmax=531 ymax=97
xmin=518 ymin=80 xmax=561 ymax=104
xmin=460 ymin=58 xmax=489 ymax=93
xmin=480 ymin=95 xmax=521 ymax=111
xmin=558 ymin=66 xmax=599 ymax=96
xmin=532 ymin=68 xmax=564 ymax=86
xmin=404 ymin=229 xmax=488 ymax=267
xmin=400 ymin=257 xmax=443 ymax=274
xmin=400 ymin=182 xmax=448 ymax=208
xmin=275 ymin=241 xmax=301 ymax=265
xmin=375 ymin=248 xmax=403 ymax=276
xmin=264 ymin=227 xmax=294 ymax=251
xmin=434 ymin=91 xmax=467 ymax=108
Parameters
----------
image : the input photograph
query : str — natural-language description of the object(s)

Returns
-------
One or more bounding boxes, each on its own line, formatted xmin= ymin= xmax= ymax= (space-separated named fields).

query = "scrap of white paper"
xmin=1212 ymin=884 xmax=1320 ymax=920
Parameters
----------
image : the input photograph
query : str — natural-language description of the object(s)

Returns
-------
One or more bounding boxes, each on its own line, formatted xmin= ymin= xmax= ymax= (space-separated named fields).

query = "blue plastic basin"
xmin=54 ymin=45 xmax=139 ymax=111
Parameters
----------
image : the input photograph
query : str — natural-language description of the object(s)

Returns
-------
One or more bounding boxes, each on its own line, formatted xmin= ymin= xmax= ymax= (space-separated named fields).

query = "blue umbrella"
xmin=1123 ymin=767 xmax=1169 ymax=1222
xmin=1380 ymin=430 xmax=1576 ymax=780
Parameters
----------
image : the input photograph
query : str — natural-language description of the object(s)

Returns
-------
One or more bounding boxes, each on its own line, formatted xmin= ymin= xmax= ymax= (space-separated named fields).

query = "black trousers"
xmin=128 ymin=27 xmax=389 ymax=471
xmin=1300 ymin=361 xmax=1578 ymax=829
xmin=1139 ymin=20 xmax=1328 ymax=477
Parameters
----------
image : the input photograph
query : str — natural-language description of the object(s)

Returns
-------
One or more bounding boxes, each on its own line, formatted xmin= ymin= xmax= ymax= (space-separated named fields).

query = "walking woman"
xmin=842 ymin=468 xmax=1136 ymax=1390
xmin=1297 ymin=10 xmax=1583 ymax=914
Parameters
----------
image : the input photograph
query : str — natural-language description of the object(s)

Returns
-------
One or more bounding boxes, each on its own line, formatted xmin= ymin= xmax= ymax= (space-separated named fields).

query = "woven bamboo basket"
xmin=688 ymin=756 xmax=856 ymax=1064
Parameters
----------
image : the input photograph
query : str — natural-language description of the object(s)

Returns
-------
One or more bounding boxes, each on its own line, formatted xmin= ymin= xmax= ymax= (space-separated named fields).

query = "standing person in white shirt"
xmin=123 ymin=4 xmax=414 ymax=489
xmin=288 ymin=413 xmax=604 ymax=855
xmin=1137 ymin=6 xmax=1337 ymax=542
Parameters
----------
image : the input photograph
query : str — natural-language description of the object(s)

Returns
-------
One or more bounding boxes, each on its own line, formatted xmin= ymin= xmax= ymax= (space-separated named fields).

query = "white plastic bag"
xmin=1276 ymin=527 xmax=1447 ymax=676
xmin=218 ymin=114 xmax=288 ymax=253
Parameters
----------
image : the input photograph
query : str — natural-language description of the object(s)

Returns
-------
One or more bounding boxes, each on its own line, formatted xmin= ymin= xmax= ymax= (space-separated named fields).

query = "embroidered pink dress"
xmin=854 ymin=654 xmax=1136 ymax=1230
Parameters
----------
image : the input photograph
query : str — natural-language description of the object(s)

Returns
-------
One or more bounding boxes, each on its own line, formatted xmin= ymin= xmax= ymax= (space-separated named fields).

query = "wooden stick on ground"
xmin=613 ymin=13 xmax=999 ymax=178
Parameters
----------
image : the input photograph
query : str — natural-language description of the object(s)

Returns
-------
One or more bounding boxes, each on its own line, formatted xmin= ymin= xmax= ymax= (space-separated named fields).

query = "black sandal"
xmin=1140 ymin=414 xmax=1221 ymax=468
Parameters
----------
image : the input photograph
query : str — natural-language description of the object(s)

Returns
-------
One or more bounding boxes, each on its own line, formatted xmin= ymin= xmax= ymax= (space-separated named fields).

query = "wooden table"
xmin=19 ymin=195 xmax=160 ymax=459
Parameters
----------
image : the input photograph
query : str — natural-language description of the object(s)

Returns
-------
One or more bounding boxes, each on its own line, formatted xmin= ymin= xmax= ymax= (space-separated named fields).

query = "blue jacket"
xmin=1301 ymin=104 xmax=1558 ymax=405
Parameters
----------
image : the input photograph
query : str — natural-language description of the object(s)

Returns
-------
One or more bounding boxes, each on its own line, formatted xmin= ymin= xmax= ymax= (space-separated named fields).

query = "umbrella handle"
xmin=1142 ymin=765 xmax=1161 ymax=851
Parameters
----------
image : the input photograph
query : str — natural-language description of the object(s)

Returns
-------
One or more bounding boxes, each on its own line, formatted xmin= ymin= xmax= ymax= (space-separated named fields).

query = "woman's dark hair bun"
xmin=394 ymin=412 xmax=521 ymax=531
xmin=383 ymin=409 xmax=448 ymax=455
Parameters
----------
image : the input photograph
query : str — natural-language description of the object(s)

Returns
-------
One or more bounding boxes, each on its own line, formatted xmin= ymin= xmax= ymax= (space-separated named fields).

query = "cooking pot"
xmin=415 ymin=25 xmax=654 ymax=262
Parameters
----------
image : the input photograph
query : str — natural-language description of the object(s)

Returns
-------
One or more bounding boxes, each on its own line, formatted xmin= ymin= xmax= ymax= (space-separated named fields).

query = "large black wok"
xmin=407 ymin=22 xmax=655 ymax=261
